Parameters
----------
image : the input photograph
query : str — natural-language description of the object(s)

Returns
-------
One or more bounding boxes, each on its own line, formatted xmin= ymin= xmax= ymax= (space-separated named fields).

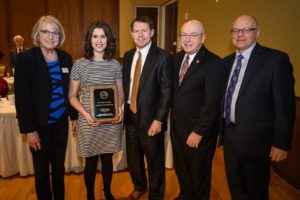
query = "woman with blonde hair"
xmin=15 ymin=15 xmax=78 ymax=200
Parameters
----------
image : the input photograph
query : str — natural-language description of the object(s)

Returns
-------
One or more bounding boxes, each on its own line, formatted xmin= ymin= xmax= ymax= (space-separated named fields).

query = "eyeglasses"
xmin=180 ymin=33 xmax=204 ymax=39
xmin=230 ymin=27 xmax=257 ymax=34
xmin=40 ymin=30 xmax=60 ymax=38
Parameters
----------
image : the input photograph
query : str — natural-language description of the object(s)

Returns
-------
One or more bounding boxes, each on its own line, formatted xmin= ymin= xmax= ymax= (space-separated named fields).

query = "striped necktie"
xmin=224 ymin=54 xmax=244 ymax=126
xmin=179 ymin=55 xmax=189 ymax=86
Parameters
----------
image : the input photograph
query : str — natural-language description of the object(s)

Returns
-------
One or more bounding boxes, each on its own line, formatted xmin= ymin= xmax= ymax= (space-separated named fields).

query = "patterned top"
xmin=70 ymin=58 xmax=122 ymax=157
xmin=46 ymin=59 xmax=66 ymax=124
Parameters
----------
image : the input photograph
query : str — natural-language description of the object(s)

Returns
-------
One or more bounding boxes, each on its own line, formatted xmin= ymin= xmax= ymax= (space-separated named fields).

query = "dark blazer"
xmin=122 ymin=44 xmax=174 ymax=134
xmin=0 ymin=50 xmax=4 ymax=59
xmin=171 ymin=45 xmax=224 ymax=140
xmin=9 ymin=47 xmax=28 ymax=68
xmin=219 ymin=43 xmax=295 ymax=158
xmin=14 ymin=47 xmax=78 ymax=133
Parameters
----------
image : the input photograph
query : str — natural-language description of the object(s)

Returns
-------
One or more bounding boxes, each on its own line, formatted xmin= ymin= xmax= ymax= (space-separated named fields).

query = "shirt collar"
xmin=136 ymin=41 xmax=152 ymax=55
xmin=236 ymin=42 xmax=256 ymax=61
xmin=184 ymin=50 xmax=198 ymax=63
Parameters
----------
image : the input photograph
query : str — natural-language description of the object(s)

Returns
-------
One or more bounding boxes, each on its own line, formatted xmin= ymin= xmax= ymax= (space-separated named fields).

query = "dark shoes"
xmin=173 ymin=194 xmax=181 ymax=200
xmin=87 ymin=192 xmax=115 ymax=200
xmin=127 ymin=190 xmax=146 ymax=200
xmin=104 ymin=189 xmax=115 ymax=200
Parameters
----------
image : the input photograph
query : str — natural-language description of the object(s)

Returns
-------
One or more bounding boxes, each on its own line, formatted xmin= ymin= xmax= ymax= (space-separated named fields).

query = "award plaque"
xmin=90 ymin=84 xmax=119 ymax=123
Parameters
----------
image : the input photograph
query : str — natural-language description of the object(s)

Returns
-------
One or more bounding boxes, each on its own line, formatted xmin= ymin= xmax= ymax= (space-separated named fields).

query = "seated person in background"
xmin=9 ymin=35 xmax=28 ymax=68
xmin=0 ymin=76 xmax=9 ymax=97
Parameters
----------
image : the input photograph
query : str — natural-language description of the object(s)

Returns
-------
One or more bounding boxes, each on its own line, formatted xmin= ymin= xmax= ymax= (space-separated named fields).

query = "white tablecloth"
xmin=0 ymin=98 xmax=174 ymax=177
xmin=3 ymin=77 xmax=14 ymax=90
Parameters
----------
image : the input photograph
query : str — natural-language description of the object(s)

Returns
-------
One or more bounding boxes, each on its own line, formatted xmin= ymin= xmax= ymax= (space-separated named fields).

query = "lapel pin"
xmin=196 ymin=60 xmax=200 ymax=63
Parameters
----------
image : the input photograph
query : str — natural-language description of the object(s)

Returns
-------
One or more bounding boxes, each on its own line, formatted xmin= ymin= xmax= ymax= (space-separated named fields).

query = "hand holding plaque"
xmin=90 ymin=84 xmax=119 ymax=123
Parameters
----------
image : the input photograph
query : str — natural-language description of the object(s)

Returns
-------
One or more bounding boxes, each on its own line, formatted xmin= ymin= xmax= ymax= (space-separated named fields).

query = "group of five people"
xmin=14 ymin=14 xmax=295 ymax=200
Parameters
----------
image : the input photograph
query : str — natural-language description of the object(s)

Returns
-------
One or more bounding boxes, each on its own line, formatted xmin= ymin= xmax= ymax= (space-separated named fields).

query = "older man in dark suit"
xmin=219 ymin=15 xmax=295 ymax=200
xmin=9 ymin=35 xmax=28 ymax=69
xmin=122 ymin=16 xmax=173 ymax=200
xmin=171 ymin=20 xmax=224 ymax=200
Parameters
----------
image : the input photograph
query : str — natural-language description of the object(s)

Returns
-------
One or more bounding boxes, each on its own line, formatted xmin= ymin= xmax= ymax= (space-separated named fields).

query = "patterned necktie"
xmin=224 ymin=54 xmax=244 ymax=126
xmin=130 ymin=51 xmax=142 ymax=114
xmin=179 ymin=55 xmax=189 ymax=86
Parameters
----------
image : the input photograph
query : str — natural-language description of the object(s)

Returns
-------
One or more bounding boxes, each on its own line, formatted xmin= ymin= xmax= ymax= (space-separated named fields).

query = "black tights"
xmin=84 ymin=153 xmax=114 ymax=200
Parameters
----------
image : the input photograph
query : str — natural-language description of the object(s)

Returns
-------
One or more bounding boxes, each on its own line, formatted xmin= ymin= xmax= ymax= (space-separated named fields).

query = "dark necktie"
xmin=224 ymin=54 xmax=244 ymax=126
xmin=179 ymin=55 xmax=189 ymax=86
xmin=130 ymin=51 xmax=141 ymax=114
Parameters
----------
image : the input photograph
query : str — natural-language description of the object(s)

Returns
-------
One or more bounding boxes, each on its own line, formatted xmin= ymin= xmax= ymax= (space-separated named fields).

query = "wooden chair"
xmin=0 ymin=65 xmax=7 ymax=77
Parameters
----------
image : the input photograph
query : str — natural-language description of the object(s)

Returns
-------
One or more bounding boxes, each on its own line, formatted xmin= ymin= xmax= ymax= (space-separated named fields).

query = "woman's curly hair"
xmin=84 ymin=21 xmax=116 ymax=61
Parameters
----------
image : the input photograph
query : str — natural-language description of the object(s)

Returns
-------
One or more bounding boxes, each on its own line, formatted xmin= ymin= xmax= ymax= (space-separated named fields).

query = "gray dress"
xmin=70 ymin=58 xmax=122 ymax=157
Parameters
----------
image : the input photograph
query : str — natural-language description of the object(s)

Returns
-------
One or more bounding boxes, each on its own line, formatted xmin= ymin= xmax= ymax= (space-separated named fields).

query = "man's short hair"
xmin=131 ymin=16 xmax=154 ymax=31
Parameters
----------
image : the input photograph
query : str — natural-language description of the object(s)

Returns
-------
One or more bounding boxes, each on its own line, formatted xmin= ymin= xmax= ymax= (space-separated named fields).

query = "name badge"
xmin=62 ymin=68 xmax=69 ymax=73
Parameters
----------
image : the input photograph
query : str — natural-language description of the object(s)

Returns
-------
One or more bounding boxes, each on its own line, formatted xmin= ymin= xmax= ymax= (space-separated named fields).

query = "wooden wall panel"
xmin=0 ymin=0 xmax=10 ymax=64
xmin=9 ymin=0 xmax=45 ymax=49
xmin=0 ymin=0 xmax=119 ymax=65
xmin=47 ymin=0 xmax=84 ymax=59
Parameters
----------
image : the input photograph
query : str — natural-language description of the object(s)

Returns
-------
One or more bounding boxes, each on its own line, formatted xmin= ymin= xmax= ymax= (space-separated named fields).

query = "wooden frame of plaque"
xmin=89 ymin=84 xmax=119 ymax=123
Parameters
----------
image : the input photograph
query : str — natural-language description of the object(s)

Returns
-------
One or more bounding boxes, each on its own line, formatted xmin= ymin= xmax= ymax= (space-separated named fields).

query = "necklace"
xmin=43 ymin=51 xmax=58 ymax=62
xmin=45 ymin=55 xmax=57 ymax=62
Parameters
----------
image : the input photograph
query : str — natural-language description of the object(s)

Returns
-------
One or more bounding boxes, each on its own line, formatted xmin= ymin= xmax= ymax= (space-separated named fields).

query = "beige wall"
xmin=177 ymin=0 xmax=300 ymax=95
xmin=119 ymin=0 xmax=135 ymax=57
xmin=120 ymin=0 xmax=300 ymax=95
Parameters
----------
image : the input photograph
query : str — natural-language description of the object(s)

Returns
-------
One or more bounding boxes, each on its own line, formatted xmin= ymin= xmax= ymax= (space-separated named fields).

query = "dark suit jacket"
xmin=0 ymin=50 xmax=4 ymax=59
xmin=9 ymin=47 xmax=28 ymax=68
xmin=122 ymin=44 xmax=174 ymax=134
xmin=14 ymin=47 xmax=78 ymax=133
xmin=219 ymin=43 xmax=295 ymax=159
xmin=171 ymin=45 xmax=224 ymax=141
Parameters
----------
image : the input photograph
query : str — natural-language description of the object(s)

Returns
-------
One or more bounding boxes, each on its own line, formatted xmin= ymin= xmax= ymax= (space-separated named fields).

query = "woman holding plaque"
xmin=69 ymin=21 xmax=124 ymax=200
xmin=14 ymin=15 xmax=78 ymax=200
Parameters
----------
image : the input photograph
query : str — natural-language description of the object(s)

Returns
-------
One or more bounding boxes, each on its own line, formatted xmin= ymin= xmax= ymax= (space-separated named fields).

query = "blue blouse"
xmin=46 ymin=59 xmax=66 ymax=124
